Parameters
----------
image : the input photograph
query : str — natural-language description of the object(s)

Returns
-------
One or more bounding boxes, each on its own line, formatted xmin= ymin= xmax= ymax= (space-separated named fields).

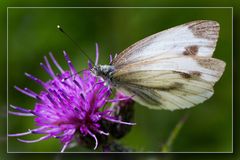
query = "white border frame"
xmin=6 ymin=6 xmax=233 ymax=153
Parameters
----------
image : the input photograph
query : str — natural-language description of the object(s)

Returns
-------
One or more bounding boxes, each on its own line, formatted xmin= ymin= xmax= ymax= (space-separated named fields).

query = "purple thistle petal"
xmin=93 ymin=127 xmax=109 ymax=136
xmin=61 ymin=141 xmax=70 ymax=152
xmin=46 ymin=93 xmax=57 ymax=105
xmin=103 ymin=116 xmax=136 ymax=126
xmin=95 ymin=43 xmax=99 ymax=65
xmin=24 ymin=88 xmax=38 ymax=97
xmin=44 ymin=56 xmax=55 ymax=77
xmin=9 ymin=104 xmax=33 ymax=113
xmin=73 ymin=79 xmax=82 ymax=90
xmin=63 ymin=51 xmax=76 ymax=74
xmin=86 ymin=129 xmax=98 ymax=150
xmin=91 ymin=81 xmax=104 ymax=90
xmin=8 ymin=130 xmax=32 ymax=137
xmin=49 ymin=52 xmax=64 ymax=73
xmin=109 ymin=54 xmax=113 ymax=63
xmin=14 ymin=86 xmax=37 ymax=99
xmin=40 ymin=62 xmax=55 ymax=78
xmin=61 ymin=81 xmax=74 ymax=90
xmin=99 ymin=130 xmax=109 ymax=136
xmin=25 ymin=73 xmax=45 ymax=86
xmin=17 ymin=134 xmax=51 ymax=143
xmin=100 ymin=109 xmax=113 ymax=115
xmin=9 ymin=127 xmax=47 ymax=137
xmin=32 ymin=127 xmax=61 ymax=134
xmin=106 ymin=96 xmax=133 ymax=103
xmin=88 ymin=60 xmax=93 ymax=69
xmin=8 ymin=111 xmax=34 ymax=116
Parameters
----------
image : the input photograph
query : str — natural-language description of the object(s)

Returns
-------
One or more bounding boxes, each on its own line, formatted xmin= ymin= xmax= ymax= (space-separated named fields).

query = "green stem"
xmin=161 ymin=113 xmax=189 ymax=152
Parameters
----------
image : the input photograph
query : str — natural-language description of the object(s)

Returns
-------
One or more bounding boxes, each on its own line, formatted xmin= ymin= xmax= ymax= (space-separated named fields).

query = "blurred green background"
xmin=7 ymin=7 xmax=232 ymax=152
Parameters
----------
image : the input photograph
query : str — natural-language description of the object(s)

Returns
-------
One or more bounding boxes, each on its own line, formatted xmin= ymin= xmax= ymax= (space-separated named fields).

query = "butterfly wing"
xmin=113 ymin=56 xmax=225 ymax=110
xmin=112 ymin=20 xmax=219 ymax=67
xmin=111 ymin=20 xmax=225 ymax=110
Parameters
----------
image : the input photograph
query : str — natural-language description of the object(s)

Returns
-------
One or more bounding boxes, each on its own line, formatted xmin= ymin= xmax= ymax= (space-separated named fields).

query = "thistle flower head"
xmin=9 ymin=47 xmax=135 ymax=152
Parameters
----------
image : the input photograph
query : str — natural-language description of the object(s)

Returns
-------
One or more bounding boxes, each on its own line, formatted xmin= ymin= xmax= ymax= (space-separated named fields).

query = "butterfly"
xmin=91 ymin=20 xmax=226 ymax=111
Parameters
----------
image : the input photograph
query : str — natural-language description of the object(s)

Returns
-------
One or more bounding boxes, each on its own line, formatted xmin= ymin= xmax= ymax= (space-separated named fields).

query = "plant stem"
xmin=161 ymin=113 xmax=189 ymax=152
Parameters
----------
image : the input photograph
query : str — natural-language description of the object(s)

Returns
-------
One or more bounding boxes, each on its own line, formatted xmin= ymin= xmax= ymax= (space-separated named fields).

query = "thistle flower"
xmin=8 ymin=48 xmax=135 ymax=152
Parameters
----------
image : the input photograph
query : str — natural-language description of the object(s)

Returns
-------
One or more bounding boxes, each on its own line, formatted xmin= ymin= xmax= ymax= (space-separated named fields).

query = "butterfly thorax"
xmin=91 ymin=65 xmax=115 ymax=83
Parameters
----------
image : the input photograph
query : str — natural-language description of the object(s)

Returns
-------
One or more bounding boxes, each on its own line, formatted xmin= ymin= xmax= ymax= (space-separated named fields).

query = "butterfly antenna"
xmin=61 ymin=69 xmax=88 ymax=82
xmin=57 ymin=25 xmax=95 ymax=65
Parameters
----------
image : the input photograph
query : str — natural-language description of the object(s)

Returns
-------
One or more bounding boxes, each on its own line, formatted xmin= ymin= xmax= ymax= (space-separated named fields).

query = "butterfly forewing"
xmin=112 ymin=20 xmax=219 ymax=68
xmin=111 ymin=20 xmax=226 ymax=110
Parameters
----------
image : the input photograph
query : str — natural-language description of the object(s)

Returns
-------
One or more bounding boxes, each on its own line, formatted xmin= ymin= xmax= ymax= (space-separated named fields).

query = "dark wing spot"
xmin=183 ymin=45 xmax=199 ymax=56
xmin=197 ymin=58 xmax=225 ymax=73
xmin=188 ymin=20 xmax=219 ymax=41
xmin=190 ymin=71 xmax=201 ymax=77
xmin=157 ymin=82 xmax=183 ymax=91
xmin=174 ymin=71 xmax=201 ymax=79
xmin=174 ymin=71 xmax=191 ymax=79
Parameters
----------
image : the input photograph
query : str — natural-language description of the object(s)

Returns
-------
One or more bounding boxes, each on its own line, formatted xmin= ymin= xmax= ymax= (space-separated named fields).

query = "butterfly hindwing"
xmin=113 ymin=56 xmax=225 ymax=110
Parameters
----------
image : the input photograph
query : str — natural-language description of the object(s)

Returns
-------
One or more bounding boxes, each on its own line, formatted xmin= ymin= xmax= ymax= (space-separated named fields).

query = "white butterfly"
xmin=92 ymin=20 xmax=226 ymax=111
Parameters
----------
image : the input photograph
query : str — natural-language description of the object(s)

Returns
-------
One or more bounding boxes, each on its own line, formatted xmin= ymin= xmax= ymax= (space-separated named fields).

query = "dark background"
xmin=1 ymin=0 xmax=239 ymax=160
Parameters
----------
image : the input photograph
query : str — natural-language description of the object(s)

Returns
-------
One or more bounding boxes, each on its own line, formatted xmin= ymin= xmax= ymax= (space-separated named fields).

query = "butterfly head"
xmin=91 ymin=65 xmax=115 ymax=81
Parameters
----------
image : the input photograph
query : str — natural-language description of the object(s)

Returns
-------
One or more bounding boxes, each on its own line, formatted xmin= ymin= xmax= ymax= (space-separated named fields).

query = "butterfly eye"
xmin=90 ymin=66 xmax=99 ymax=76
xmin=90 ymin=67 xmax=96 ymax=74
